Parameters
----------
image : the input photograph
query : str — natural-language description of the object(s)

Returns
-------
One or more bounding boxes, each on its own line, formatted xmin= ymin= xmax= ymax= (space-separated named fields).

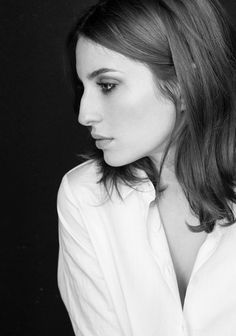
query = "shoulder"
xmin=58 ymin=159 xmax=104 ymax=205
xmin=66 ymin=159 xmax=100 ymax=188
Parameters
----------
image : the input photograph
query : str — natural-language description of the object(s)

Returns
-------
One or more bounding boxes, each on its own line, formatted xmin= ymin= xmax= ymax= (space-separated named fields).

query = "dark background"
xmin=1 ymin=1 xmax=236 ymax=335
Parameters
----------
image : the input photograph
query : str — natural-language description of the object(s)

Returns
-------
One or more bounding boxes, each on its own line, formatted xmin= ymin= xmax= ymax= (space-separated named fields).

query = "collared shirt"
xmin=57 ymin=159 xmax=236 ymax=336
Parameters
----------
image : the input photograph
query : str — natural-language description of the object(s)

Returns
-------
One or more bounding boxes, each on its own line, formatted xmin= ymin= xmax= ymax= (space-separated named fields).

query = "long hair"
xmin=69 ymin=0 xmax=236 ymax=233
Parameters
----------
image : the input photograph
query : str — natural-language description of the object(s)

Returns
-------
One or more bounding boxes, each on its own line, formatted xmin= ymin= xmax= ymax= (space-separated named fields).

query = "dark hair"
xmin=70 ymin=0 xmax=236 ymax=233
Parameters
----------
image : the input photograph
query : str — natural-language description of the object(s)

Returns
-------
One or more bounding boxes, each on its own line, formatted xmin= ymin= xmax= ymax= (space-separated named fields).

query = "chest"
xmin=157 ymin=186 xmax=207 ymax=305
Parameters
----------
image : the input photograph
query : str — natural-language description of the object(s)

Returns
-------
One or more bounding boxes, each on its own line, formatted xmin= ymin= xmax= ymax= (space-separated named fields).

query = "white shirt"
xmin=57 ymin=159 xmax=236 ymax=336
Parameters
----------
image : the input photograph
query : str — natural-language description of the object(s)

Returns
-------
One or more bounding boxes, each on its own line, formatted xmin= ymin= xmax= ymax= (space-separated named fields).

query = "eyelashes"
xmin=76 ymin=80 xmax=118 ymax=95
xmin=96 ymin=82 xmax=117 ymax=94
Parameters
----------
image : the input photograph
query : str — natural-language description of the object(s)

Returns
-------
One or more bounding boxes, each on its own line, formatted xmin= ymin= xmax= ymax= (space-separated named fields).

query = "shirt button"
xmin=164 ymin=265 xmax=174 ymax=282
xmin=181 ymin=321 xmax=187 ymax=335
xmin=152 ymin=224 xmax=159 ymax=233
xmin=165 ymin=264 xmax=173 ymax=274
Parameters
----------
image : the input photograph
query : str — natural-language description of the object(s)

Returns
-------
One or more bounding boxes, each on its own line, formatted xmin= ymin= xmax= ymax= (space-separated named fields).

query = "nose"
xmin=78 ymin=91 xmax=103 ymax=127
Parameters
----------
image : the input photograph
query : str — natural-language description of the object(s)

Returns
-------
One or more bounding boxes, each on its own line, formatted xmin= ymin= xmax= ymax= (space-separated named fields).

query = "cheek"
xmin=106 ymin=90 xmax=150 ymax=132
xmin=109 ymin=90 xmax=176 ymax=142
xmin=102 ymin=105 xmax=176 ymax=167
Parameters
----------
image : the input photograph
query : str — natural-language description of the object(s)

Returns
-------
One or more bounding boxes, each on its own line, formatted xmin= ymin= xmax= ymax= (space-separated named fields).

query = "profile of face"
xmin=76 ymin=37 xmax=177 ymax=167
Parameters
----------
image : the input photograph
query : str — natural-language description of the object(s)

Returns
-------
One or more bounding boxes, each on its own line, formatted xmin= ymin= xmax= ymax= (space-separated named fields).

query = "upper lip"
xmin=91 ymin=133 xmax=113 ymax=140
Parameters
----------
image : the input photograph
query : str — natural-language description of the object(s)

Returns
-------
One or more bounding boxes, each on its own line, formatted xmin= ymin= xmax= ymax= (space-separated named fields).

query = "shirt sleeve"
xmin=57 ymin=175 xmax=125 ymax=336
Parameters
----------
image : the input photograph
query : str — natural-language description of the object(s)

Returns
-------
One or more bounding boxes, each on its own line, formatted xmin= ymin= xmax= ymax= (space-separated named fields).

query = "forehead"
xmin=76 ymin=37 xmax=127 ymax=66
xmin=75 ymin=37 xmax=153 ymax=81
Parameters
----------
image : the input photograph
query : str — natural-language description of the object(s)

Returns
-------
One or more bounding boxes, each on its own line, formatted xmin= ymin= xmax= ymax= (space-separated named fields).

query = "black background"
xmin=1 ymin=1 xmax=236 ymax=335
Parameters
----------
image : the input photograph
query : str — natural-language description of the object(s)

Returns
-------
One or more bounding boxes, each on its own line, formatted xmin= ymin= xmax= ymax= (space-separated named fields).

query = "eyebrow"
xmin=87 ymin=68 xmax=121 ymax=80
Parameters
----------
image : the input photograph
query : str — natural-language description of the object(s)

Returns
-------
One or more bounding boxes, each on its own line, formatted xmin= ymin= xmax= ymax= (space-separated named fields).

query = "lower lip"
xmin=95 ymin=138 xmax=114 ymax=149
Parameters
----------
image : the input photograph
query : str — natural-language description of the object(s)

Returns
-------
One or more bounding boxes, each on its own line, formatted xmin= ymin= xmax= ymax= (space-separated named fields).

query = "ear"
xmin=180 ymin=95 xmax=186 ymax=112
xmin=172 ymin=81 xmax=185 ymax=113
xmin=176 ymin=83 xmax=186 ymax=113
xmin=171 ymin=103 xmax=186 ymax=143
xmin=178 ymin=63 xmax=196 ymax=111
xmin=174 ymin=84 xmax=186 ymax=134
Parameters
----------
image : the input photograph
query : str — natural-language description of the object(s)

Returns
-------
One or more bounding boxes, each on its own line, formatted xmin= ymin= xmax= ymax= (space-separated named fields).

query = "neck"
xmin=149 ymin=146 xmax=180 ymax=187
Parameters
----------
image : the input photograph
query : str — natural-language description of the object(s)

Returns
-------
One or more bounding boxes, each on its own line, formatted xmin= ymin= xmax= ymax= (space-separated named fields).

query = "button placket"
xmin=147 ymin=202 xmax=181 ymax=305
xmin=181 ymin=319 xmax=188 ymax=336
xmin=189 ymin=224 xmax=223 ymax=279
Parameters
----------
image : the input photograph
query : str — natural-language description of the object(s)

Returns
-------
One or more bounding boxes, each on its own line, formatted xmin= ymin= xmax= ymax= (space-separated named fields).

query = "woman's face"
xmin=76 ymin=37 xmax=177 ymax=167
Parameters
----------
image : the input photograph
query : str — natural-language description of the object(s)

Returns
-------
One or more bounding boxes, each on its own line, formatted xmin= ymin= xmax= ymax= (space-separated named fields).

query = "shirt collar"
xmin=92 ymin=160 xmax=156 ymax=203
xmin=117 ymin=168 xmax=157 ymax=203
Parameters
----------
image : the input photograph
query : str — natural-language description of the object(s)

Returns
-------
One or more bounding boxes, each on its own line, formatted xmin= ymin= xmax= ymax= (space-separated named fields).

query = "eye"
xmin=97 ymin=82 xmax=117 ymax=94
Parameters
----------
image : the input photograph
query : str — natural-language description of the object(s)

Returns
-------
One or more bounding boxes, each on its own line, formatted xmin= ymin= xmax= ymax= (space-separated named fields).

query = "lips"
xmin=94 ymin=137 xmax=113 ymax=140
xmin=95 ymin=138 xmax=114 ymax=149
xmin=91 ymin=133 xmax=113 ymax=140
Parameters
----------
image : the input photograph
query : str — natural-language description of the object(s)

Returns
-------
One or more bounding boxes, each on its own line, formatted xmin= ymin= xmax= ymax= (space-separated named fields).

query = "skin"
xmin=76 ymin=36 xmax=178 ymax=177
xmin=75 ymin=38 xmax=208 ymax=304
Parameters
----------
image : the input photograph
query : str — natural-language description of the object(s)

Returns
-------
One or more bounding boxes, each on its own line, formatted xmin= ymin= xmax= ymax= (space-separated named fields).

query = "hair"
xmin=68 ymin=0 xmax=236 ymax=233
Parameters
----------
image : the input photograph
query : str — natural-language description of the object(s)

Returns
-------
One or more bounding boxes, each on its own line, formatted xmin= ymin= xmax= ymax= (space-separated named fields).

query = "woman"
xmin=57 ymin=0 xmax=236 ymax=335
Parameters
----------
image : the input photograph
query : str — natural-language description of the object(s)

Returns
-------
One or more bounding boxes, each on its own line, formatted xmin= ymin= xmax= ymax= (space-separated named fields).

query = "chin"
xmin=103 ymin=156 xmax=126 ymax=167
xmin=103 ymin=152 xmax=140 ymax=167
